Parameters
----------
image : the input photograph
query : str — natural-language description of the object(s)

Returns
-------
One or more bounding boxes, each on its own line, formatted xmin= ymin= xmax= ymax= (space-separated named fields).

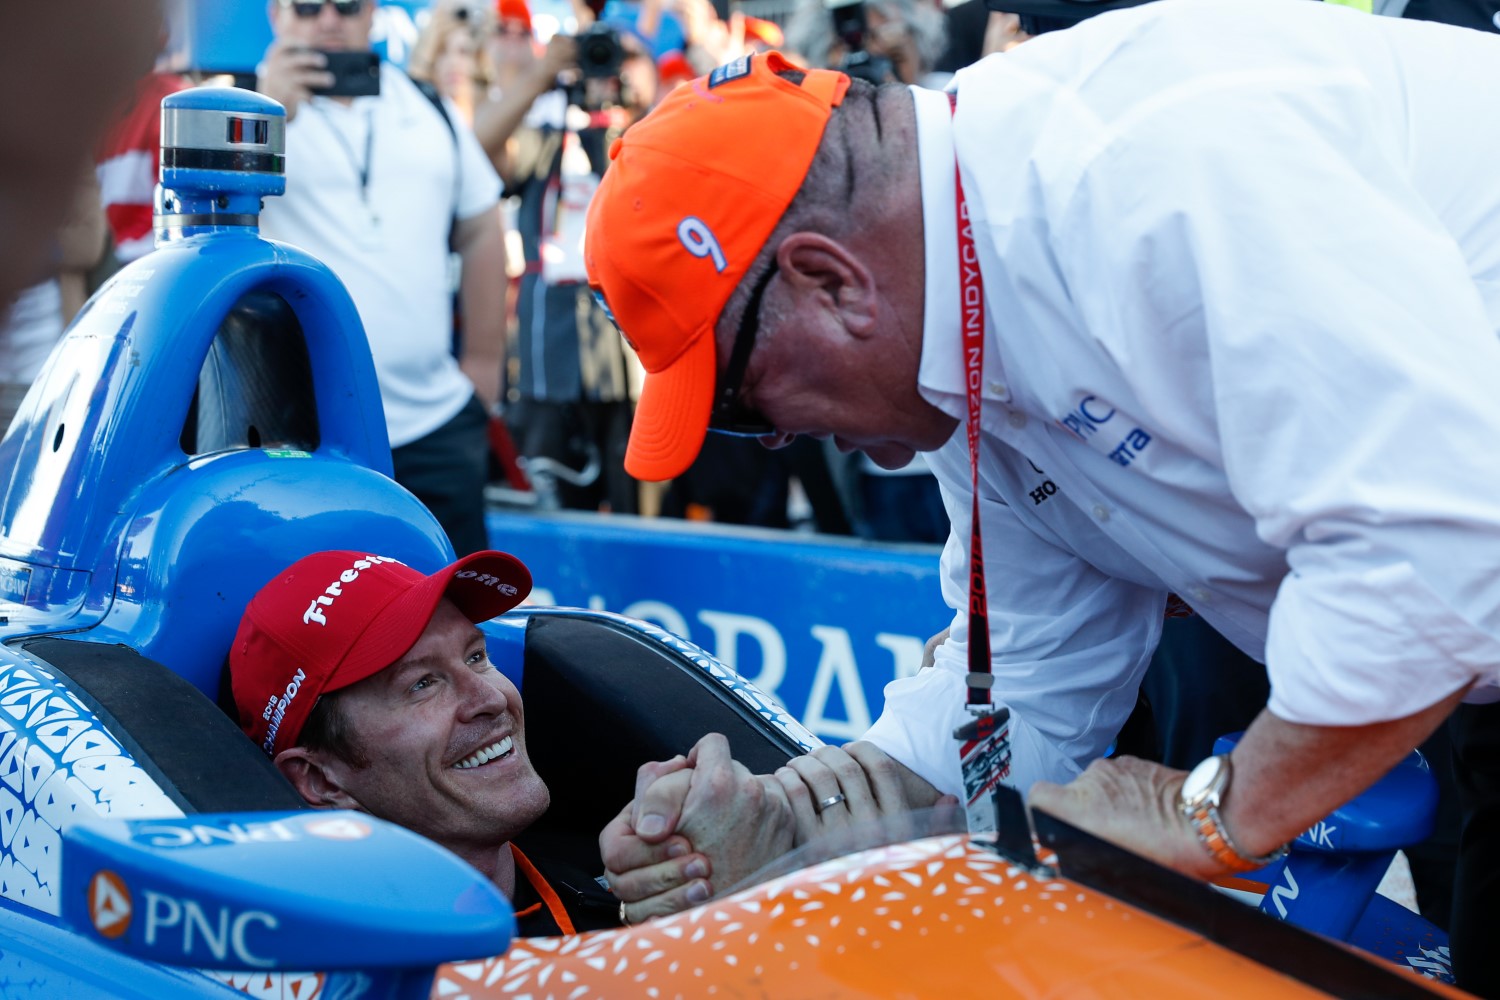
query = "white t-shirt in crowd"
xmin=862 ymin=0 xmax=1500 ymax=799
xmin=0 ymin=280 xmax=64 ymax=384
xmin=261 ymin=63 xmax=502 ymax=447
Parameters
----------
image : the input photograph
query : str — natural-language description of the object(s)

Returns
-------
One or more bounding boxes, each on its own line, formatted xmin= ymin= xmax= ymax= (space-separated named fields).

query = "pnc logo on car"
xmin=88 ymin=870 xmax=133 ymax=940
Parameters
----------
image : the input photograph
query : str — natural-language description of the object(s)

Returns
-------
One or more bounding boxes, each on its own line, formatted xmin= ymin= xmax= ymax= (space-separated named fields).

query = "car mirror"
xmin=59 ymin=810 xmax=513 ymax=974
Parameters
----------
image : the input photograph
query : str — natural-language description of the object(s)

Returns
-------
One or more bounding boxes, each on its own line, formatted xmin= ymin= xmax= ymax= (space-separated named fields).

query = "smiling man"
xmin=229 ymin=550 xmax=628 ymax=935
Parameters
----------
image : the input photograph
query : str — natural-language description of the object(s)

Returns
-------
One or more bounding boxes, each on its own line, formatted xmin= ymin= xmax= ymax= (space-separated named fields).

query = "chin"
xmin=508 ymin=767 xmax=551 ymax=822
xmin=493 ymin=774 xmax=551 ymax=842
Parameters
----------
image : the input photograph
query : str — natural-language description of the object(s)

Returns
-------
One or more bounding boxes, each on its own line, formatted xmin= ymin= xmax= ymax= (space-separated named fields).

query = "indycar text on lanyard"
xmin=947 ymin=91 xmax=1013 ymax=835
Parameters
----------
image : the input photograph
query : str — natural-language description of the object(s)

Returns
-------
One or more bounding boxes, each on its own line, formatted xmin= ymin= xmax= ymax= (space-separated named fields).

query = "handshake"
xmin=602 ymin=733 xmax=959 ymax=924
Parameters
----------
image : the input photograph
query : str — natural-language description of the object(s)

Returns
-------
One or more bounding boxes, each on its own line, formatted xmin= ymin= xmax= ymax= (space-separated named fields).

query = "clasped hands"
xmin=602 ymin=733 xmax=941 ymax=923
xmin=602 ymin=735 xmax=1246 ymax=923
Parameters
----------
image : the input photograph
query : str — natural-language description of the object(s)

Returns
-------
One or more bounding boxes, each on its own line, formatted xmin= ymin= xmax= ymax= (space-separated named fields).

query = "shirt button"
xmin=1007 ymin=411 xmax=1026 ymax=429
xmin=1190 ymin=587 xmax=1211 ymax=603
xmin=1092 ymin=504 xmax=1110 ymax=522
xmin=987 ymin=380 xmax=1008 ymax=398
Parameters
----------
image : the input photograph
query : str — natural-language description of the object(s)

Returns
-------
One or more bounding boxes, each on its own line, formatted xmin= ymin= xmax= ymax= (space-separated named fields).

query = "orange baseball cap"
xmin=584 ymin=52 xmax=849 ymax=482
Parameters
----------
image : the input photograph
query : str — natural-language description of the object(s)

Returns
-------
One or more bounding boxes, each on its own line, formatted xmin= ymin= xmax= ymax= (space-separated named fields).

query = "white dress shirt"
xmin=261 ymin=64 xmax=501 ymax=448
xmin=862 ymin=0 xmax=1500 ymax=800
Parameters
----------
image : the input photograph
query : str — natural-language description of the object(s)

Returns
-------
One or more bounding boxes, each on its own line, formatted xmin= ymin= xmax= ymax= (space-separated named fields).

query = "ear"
xmin=275 ymin=747 xmax=364 ymax=810
xmin=775 ymin=233 xmax=878 ymax=339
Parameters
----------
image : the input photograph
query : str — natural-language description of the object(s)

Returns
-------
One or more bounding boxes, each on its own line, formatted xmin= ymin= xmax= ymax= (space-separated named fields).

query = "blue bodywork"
xmin=1212 ymin=732 xmax=1452 ymax=980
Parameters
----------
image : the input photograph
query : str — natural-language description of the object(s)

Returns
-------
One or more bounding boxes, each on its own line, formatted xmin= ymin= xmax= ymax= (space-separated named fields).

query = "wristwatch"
xmin=1179 ymin=754 xmax=1289 ymax=874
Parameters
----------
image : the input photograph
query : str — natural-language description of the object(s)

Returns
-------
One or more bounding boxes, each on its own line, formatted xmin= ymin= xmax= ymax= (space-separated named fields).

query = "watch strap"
xmin=1180 ymin=755 xmax=1289 ymax=874
xmin=1185 ymin=800 xmax=1289 ymax=874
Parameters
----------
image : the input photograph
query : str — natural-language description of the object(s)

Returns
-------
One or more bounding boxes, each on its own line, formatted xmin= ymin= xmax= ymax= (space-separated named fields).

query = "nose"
xmin=758 ymin=431 xmax=797 ymax=450
xmin=455 ymin=668 xmax=510 ymax=721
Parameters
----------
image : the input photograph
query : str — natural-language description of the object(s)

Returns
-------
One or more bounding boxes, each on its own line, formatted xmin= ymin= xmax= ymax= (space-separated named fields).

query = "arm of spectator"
xmin=636 ymin=0 xmax=665 ymax=48
xmin=256 ymin=41 xmax=334 ymax=123
xmin=569 ymin=0 xmax=597 ymax=29
xmin=57 ymin=165 xmax=106 ymax=273
xmin=454 ymin=206 xmax=507 ymax=411
xmin=57 ymin=163 xmax=108 ymax=324
xmin=472 ymin=35 xmax=577 ymax=172
xmin=982 ymin=12 xmax=1031 ymax=55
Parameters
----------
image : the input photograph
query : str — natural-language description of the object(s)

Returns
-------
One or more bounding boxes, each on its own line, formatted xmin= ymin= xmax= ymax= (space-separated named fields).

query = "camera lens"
xmin=577 ymin=24 xmax=624 ymax=77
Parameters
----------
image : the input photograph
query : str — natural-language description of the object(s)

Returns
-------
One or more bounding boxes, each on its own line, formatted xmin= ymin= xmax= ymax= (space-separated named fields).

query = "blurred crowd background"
xmin=6 ymin=0 xmax=1493 ymax=552
xmin=0 ymin=0 xmax=1053 ymax=554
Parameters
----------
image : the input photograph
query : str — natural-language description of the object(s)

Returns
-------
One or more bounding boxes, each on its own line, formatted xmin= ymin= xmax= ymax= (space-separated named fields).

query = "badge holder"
xmin=955 ymin=707 xmax=1012 ymax=834
xmin=947 ymin=89 xmax=1013 ymax=835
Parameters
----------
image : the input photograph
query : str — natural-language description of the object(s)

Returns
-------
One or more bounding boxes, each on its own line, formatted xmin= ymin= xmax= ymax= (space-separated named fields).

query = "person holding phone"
xmin=256 ymin=0 xmax=507 ymax=557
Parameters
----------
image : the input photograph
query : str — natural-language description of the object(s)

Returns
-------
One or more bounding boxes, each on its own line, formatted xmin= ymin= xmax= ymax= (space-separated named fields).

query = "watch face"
xmin=1182 ymin=755 xmax=1224 ymax=806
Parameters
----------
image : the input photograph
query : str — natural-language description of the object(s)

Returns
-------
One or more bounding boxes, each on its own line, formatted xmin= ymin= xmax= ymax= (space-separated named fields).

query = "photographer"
xmin=785 ymin=0 xmax=947 ymax=86
xmin=256 ymin=0 xmax=507 ymax=557
xmin=474 ymin=2 xmax=652 ymax=513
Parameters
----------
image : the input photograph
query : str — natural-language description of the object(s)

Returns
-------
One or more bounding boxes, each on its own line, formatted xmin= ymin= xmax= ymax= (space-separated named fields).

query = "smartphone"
xmin=312 ymin=50 xmax=381 ymax=98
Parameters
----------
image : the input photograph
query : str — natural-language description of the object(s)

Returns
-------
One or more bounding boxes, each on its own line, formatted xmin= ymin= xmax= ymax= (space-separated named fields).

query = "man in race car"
xmin=229 ymin=548 xmax=930 ymax=931
xmin=227 ymin=548 xmax=682 ymax=935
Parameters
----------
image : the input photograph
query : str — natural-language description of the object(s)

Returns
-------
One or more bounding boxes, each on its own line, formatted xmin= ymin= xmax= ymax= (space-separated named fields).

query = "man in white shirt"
xmin=583 ymin=5 xmax=1500 ymax=992
xmin=258 ymin=0 xmax=506 ymax=555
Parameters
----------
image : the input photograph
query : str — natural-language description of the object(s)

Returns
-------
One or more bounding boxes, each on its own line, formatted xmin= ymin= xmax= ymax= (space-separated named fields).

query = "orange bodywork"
xmin=431 ymin=835 xmax=1462 ymax=999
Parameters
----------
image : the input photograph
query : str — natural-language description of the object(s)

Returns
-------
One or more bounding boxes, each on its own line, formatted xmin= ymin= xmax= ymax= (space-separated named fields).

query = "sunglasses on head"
xmin=707 ymin=260 xmax=779 ymax=438
xmin=281 ymin=0 xmax=365 ymax=18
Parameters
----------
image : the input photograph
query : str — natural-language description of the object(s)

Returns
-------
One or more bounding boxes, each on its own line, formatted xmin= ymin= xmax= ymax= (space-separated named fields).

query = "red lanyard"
xmin=951 ymin=93 xmax=993 ymax=713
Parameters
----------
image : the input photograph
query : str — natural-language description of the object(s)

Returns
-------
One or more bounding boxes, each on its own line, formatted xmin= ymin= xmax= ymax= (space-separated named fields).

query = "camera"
xmin=823 ymin=0 xmax=894 ymax=84
xmin=576 ymin=23 xmax=625 ymax=79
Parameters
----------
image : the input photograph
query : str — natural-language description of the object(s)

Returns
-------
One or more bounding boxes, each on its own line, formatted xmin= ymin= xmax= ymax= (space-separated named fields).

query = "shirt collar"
xmin=910 ymin=85 xmax=963 ymax=416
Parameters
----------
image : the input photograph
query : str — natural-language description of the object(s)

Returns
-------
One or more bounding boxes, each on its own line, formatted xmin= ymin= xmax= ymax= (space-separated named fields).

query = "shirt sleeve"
xmin=1055 ymin=81 xmax=1500 ymax=727
xmin=862 ymin=435 xmax=1165 ymax=796
xmin=450 ymin=98 xmax=502 ymax=220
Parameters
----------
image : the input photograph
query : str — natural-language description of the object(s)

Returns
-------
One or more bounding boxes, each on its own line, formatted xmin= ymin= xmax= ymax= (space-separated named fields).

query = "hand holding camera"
xmin=257 ymin=41 xmax=336 ymax=121
xmin=259 ymin=42 xmax=382 ymax=119
xmin=540 ymin=33 xmax=581 ymax=78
